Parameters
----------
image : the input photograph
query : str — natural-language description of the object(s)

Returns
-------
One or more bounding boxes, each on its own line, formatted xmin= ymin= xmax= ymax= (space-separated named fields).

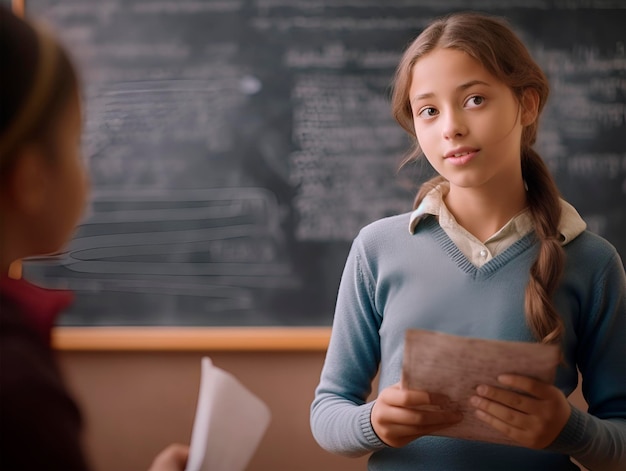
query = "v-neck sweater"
xmin=311 ymin=213 xmax=626 ymax=471
xmin=409 ymin=184 xmax=587 ymax=267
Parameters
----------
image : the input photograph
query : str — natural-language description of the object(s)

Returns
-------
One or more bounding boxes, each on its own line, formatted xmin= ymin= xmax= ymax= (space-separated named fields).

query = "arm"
xmin=310 ymin=236 xmax=460 ymax=456
xmin=550 ymin=251 xmax=626 ymax=470
xmin=310 ymin=237 xmax=386 ymax=457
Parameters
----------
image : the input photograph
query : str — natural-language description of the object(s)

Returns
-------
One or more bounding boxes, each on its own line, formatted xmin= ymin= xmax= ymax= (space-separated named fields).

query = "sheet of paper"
xmin=401 ymin=329 xmax=559 ymax=446
xmin=185 ymin=357 xmax=271 ymax=471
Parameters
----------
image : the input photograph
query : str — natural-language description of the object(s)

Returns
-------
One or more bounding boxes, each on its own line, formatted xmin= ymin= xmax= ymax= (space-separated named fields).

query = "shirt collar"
xmin=559 ymin=199 xmax=587 ymax=245
xmin=409 ymin=182 xmax=587 ymax=246
xmin=0 ymin=276 xmax=73 ymax=342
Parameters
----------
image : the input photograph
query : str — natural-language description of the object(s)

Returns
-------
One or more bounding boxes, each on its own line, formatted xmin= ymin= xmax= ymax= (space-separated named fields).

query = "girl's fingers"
xmin=497 ymin=374 xmax=551 ymax=398
xmin=380 ymin=404 xmax=463 ymax=427
xmin=474 ymin=408 xmax=527 ymax=443
xmin=372 ymin=384 xmax=463 ymax=448
xmin=372 ymin=383 xmax=464 ymax=448
xmin=372 ymin=401 xmax=463 ymax=448
xmin=382 ymin=383 xmax=452 ymax=408
xmin=473 ymin=384 xmax=536 ymax=414
xmin=470 ymin=394 xmax=529 ymax=428
xmin=470 ymin=377 xmax=572 ymax=449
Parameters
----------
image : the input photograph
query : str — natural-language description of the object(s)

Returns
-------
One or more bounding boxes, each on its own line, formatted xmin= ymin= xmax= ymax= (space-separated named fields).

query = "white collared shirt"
xmin=409 ymin=183 xmax=587 ymax=268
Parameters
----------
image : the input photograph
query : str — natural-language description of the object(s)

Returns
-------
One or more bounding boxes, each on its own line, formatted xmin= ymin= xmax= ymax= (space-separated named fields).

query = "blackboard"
xmin=23 ymin=0 xmax=626 ymax=327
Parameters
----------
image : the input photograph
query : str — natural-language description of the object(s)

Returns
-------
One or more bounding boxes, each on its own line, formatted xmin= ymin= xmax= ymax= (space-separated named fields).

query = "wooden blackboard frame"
xmin=52 ymin=327 xmax=331 ymax=351
xmin=13 ymin=0 xmax=332 ymax=352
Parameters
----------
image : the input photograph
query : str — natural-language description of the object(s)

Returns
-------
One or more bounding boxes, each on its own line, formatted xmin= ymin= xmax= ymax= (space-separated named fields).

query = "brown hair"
xmin=392 ymin=12 xmax=565 ymax=344
xmin=0 ymin=5 xmax=79 ymax=179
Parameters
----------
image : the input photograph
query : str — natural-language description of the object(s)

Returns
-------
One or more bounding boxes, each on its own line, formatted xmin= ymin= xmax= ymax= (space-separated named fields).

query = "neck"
xmin=445 ymin=178 xmax=528 ymax=243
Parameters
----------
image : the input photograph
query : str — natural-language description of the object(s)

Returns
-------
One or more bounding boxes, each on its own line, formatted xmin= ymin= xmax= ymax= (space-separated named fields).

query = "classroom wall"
xmin=57 ymin=350 xmax=588 ymax=471
xmin=57 ymin=350 xmax=369 ymax=471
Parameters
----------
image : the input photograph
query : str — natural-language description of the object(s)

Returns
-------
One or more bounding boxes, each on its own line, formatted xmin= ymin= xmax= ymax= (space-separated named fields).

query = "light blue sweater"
xmin=311 ymin=214 xmax=626 ymax=471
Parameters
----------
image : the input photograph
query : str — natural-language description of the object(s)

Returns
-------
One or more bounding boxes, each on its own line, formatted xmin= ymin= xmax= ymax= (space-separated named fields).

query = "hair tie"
xmin=0 ymin=24 xmax=58 ymax=163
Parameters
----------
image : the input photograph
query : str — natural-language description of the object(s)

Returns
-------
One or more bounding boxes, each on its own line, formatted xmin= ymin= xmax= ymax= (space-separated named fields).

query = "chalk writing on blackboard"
xmin=24 ymin=0 xmax=625 ymax=326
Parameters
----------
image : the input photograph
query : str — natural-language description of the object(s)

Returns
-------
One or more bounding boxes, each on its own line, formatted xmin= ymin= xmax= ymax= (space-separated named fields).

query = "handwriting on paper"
xmin=401 ymin=329 xmax=560 ymax=446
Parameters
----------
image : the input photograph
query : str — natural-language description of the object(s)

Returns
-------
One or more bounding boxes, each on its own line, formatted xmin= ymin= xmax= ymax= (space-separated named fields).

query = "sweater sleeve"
xmin=548 ymin=249 xmax=626 ymax=471
xmin=310 ymin=236 xmax=387 ymax=457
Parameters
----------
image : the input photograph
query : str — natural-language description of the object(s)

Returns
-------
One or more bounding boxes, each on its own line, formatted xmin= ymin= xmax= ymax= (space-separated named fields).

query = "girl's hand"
xmin=470 ymin=374 xmax=571 ymax=449
xmin=148 ymin=443 xmax=190 ymax=471
xmin=371 ymin=382 xmax=463 ymax=448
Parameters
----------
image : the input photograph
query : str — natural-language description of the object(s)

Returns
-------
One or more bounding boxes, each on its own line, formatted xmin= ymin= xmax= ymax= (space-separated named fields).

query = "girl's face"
xmin=36 ymin=92 xmax=89 ymax=255
xmin=409 ymin=48 xmax=525 ymax=193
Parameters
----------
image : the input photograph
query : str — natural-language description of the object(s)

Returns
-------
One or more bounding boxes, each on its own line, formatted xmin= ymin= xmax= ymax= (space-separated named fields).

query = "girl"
xmin=0 ymin=7 xmax=187 ymax=470
xmin=311 ymin=12 xmax=625 ymax=471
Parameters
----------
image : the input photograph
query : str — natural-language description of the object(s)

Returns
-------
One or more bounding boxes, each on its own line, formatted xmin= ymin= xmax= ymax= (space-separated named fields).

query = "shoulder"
xmin=355 ymin=212 xmax=414 ymax=248
xmin=563 ymin=231 xmax=626 ymax=303
xmin=351 ymin=212 xmax=441 ymax=270
xmin=565 ymin=230 xmax=623 ymax=272
xmin=0 ymin=297 xmax=87 ymax=470
xmin=0 ymin=296 xmax=43 ymax=350
xmin=0 ymin=297 xmax=59 ymax=390
xmin=349 ymin=212 xmax=434 ymax=279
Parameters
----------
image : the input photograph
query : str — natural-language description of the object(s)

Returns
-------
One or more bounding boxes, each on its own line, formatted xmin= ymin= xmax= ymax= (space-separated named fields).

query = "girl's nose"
xmin=442 ymin=110 xmax=468 ymax=140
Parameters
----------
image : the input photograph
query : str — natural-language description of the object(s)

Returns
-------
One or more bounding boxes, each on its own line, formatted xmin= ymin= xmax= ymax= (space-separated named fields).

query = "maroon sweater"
xmin=0 ymin=277 xmax=90 ymax=470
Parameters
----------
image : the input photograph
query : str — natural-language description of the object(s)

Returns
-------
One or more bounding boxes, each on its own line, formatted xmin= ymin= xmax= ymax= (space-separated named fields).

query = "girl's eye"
xmin=417 ymin=107 xmax=438 ymax=119
xmin=465 ymin=95 xmax=485 ymax=108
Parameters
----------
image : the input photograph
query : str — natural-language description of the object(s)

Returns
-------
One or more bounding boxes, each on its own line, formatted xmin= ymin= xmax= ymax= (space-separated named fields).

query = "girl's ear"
xmin=520 ymin=89 xmax=540 ymax=126
xmin=8 ymin=146 xmax=50 ymax=215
